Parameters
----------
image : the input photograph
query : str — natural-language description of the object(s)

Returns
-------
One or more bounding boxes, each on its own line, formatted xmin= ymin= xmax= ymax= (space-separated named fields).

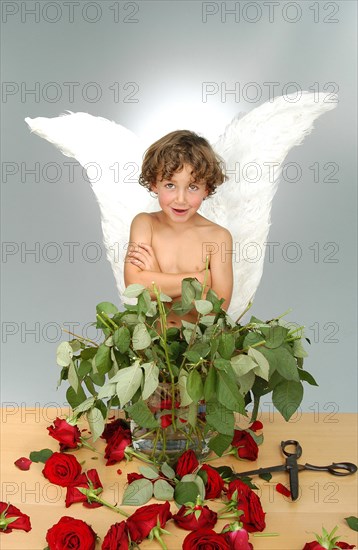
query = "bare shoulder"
xmin=199 ymin=216 xmax=232 ymax=242
xmin=131 ymin=212 xmax=153 ymax=227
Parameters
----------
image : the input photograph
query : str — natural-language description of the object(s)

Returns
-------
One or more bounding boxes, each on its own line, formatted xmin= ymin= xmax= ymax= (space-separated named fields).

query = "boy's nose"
xmin=175 ymin=188 xmax=186 ymax=203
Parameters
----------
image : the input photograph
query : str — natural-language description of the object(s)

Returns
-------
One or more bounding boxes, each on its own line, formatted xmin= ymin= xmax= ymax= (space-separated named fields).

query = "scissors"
xmin=234 ymin=439 xmax=357 ymax=501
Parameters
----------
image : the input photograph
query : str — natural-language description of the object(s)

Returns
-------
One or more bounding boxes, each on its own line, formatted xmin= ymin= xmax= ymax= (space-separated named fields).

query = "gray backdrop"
xmin=1 ymin=1 xmax=357 ymax=418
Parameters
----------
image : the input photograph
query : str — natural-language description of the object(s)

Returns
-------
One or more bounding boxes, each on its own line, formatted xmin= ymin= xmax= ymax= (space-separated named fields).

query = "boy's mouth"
xmin=171 ymin=208 xmax=189 ymax=215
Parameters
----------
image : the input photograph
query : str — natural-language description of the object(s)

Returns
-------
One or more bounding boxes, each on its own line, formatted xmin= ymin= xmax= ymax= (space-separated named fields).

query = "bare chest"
xmin=152 ymin=227 xmax=208 ymax=273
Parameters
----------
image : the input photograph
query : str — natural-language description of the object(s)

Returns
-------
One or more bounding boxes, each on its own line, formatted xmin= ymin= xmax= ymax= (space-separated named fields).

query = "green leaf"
xmin=81 ymin=347 xmax=97 ymax=360
xmin=345 ymin=516 xmax=358 ymax=531
xmin=208 ymin=433 xmax=232 ymax=456
xmin=56 ymin=341 xmax=73 ymax=367
xmin=139 ymin=465 xmax=159 ymax=479
xmin=298 ymin=370 xmax=318 ymax=386
xmin=181 ymin=474 xmax=206 ymax=500
xmin=206 ymin=402 xmax=235 ymax=436
xmin=261 ymin=326 xmax=288 ymax=349
xmin=95 ymin=344 xmax=112 ymax=376
xmin=113 ymin=326 xmax=131 ymax=354
xmin=69 ymin=339 xmax=81 ymax=353
xmin=272 ymin=380 xmax=304 ymax=421
xmin=142 ymin=362 xmax=159 ymax=400
xmin=174 ymin=481 xmax=200 ymax=505
xmin=231 ymin=355 xmax=256 ymax=377
xmin=248 ymin=348 xmax=270 ymax=381
xmin=293 ymin=339 xmax=308 ymax=358
xmin=178 ymin=371 xmax=193 ymax=407
xmin=29 ymin=449 xmax=53 ymax=463
xmin=243 ymin=332 xmax=264 ymax=348
xmin=161 ymin=462 xmax=176 ymax=480
xmin=132 ymin=323 xmax=152 ymax=350
xmin=273 ymin=348 xmax=299 ymax=382
xmin=194 ymin=299 xmax=213 ymax=315
xmin=96 ymin=301 xmax=118 ymax=315
xmin=87 ymin=407 xmax=105 ymax=441
xmin=123 ymin=284 xmax=145 ymax=298
xmin=187 ymin=369 xmax=203 ymax=402
xmin=78 ymin=360 xmax=92 ymax=379
xmin=217 ymin=369 xmax=246 ymax=413
xmin=204 ymin=367 xmax=217 ymax=401
xmin=115 ymin=362 xmax=143 ymax=408
xmin=66 ymin=386 xmax=87 ymax=409
xmin=159 ymin=292 xmax=172 ymax=302
xmin=126 ymin=400 xmax=159 ymax=429
xmin=97 ymin=383 xmax=116 ymax=400
xmin=181 ymin=280 xmax=196 ymax=309
xmin=218 ymin=333 xmax=235 ymax=360
xmin=188 ymin=401 xmax=198 ymax=428
xmin=68 ymin=360 xmax=79 ymax=393
xmin=122 ymin=478 xmax=153 ymax=506
xmin=73 ymin=396 xmax=96 ymax=413
xmin=237 ymin=370 xmax=255 ymax=396
xmin=153 ymin=479 xmax=174 ymax=500
xmin=259 ymin=472 xmax=272 ymax=481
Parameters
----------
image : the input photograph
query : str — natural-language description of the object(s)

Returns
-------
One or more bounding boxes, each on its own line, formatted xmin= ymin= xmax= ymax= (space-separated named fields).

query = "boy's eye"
xmin=189 ymin=185 xmax=199 ymax=191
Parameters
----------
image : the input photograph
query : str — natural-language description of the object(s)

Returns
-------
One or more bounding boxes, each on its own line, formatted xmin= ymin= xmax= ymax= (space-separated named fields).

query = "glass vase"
xmin=130 ymin=383 xmax=212 ymax=464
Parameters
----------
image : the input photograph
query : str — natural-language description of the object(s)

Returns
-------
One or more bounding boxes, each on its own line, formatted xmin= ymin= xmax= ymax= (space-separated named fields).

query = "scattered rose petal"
xmin=117 ymin=469 xmax=122 ymax=475
xmin=249 ymin=421 xmax=263 ymax=432
xmin=14 ymin=457 xmax=32 ymax=471
xmin=276 ymin=483 xmax=291 ymax=497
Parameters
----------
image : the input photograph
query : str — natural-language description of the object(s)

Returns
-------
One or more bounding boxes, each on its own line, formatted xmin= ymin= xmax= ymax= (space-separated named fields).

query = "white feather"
xmin=25 ymin=92 xmax=337 ymax=317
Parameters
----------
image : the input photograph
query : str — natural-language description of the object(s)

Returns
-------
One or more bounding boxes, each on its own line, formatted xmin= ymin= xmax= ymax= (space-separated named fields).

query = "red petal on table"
xmin=276 ymin=483 xmax=291 ymax=497
xmin=249 ymin=421 xmax=263 ymax=432
xmin=117 ymin=469 xmax=122 ymax=475
xmin=14 ymin=457 xmax=32 ymax=471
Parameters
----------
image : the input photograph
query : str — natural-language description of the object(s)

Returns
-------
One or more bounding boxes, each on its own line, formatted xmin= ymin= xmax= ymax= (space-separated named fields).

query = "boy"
xmin=124 ymin=130 xmax=233 ymax=326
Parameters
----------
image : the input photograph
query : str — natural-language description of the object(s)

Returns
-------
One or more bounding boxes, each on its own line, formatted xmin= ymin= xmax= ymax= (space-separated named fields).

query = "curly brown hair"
xmin=139 ymin=130 xmax=227 ymax=196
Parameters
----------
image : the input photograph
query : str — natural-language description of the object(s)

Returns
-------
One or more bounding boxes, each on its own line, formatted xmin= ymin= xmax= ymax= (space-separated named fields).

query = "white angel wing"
xmin=200 ymin=92 xmax=338 ymax=320
xmin=25 ymin=112 xmax=157 ymax=302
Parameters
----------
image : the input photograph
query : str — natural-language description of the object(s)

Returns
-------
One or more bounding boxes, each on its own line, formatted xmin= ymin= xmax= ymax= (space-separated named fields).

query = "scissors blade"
xmin=286 ymin=455 xmax=299 ymax=500
xmin=234 ymin=464 xmax=287 ymax=478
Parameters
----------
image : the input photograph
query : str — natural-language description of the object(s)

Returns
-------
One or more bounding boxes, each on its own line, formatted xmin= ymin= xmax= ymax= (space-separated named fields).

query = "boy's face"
xmin=150 ymin=164 xmax=208 ymax=223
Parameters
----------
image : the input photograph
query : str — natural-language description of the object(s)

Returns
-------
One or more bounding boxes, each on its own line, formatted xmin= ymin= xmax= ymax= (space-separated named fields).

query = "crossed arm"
xmin=124 ymin=213 xmax=233 ymax=309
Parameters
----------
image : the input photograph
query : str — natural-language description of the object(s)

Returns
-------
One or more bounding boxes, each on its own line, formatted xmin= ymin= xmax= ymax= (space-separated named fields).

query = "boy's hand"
xmin=127 ymin=243 xmax=161 ymax=272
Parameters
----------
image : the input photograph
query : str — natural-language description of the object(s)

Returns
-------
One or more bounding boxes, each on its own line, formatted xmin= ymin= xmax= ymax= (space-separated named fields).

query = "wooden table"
xmin=1 ymin=408 xmax=357 ymax=549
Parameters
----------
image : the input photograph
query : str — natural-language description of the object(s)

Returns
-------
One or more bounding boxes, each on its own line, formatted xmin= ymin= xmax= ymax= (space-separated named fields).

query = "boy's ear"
xmin=150 ymin=182 xmax=158 ymax=193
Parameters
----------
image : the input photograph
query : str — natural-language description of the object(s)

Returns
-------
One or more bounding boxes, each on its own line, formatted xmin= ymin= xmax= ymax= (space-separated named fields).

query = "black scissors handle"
xmin=302 ymin=462 xmax=358 ymax=476
xmin=281 ymin=439 xmax=302 ymax=458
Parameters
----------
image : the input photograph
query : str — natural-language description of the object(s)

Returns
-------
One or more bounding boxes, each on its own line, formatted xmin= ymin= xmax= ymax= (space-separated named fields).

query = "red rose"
xmin=222 ymin=524 xmax=253 ymax=550
xmin=14 ymin=457 xmax=32 ymax=471
xmin=42 ymin=452 xmax=82 ymax=487
xmin=102 ymin=521 xmax=129 ymax=550
xmin=0 ymin=502 xmax=31 ymax=533
xmin=101 ymin=418 xmax=130 ymax=442
xmin=199 ymin=465 xmax=225 ymax=499
xmin=303 ymin=543 xmax=355 ymax=550
xmin=231 ymin=430 xmax=258 ymax=461
xmin=175 ymin=450 xmax=199 ymax=478
xmin=46 ymin=516 xmax=96 ymax=550
xmin=182 ymin=528 xmax=231 ymax=550
xmin=249 ymin=420 xmax=263 ymax=432
xmin=126 ymin=501 xmax=172 ymax=543
xmin=127 ymin=472 xmax=145 ymax=484
xmin=65 ymin=469 xmax=103 ymax=508
xmin=47 ymin=417 xmax=81 ymax=451
xmin=102 ymin=420 xmax=132 ymax=466
xmin=227 ymin=479 xmax=266 ymax=533
xmin=173 ymin=504 xmax=217 ymax=530
xmin=276 ymin=483 xmax=291 ymax=497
